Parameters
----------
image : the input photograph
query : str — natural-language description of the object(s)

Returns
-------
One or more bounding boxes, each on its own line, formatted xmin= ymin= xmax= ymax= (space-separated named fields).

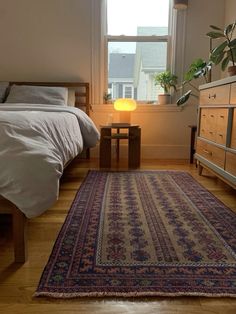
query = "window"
xmin=106 ymin=0 xmax=170 ymax=103
xmin=123 ymin=85 xmax=134 ymax=98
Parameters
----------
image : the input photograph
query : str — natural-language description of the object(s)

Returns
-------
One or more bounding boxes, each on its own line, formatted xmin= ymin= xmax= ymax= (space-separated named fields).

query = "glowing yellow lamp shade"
xmin=114 ymin=98 xmax=137 ymax=112
xmin=114 ymin=98 xmax=137 ymax=124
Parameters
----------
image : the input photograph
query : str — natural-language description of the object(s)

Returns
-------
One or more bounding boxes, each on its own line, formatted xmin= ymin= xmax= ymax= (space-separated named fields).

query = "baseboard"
xmin=90 ymin=144 xmax=189 ymax=159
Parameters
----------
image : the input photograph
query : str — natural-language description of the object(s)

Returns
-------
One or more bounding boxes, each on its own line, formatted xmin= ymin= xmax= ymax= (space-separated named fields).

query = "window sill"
xmin=92 ymin=104 xmax=183 ymax=112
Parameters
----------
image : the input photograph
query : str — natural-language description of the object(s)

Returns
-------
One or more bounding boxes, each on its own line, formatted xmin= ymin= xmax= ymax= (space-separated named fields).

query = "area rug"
xmin=35 ymin=170 xmax=236 ymax=298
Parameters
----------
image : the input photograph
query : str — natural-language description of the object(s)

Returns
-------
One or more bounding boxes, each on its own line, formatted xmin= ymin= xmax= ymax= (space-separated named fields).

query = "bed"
xmin=0 ymin=82 xmax=100 ymax=263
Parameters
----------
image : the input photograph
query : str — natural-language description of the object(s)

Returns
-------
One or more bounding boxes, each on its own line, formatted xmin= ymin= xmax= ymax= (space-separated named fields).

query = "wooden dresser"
xmin=195 ymin=76 xmax=236 ymax=189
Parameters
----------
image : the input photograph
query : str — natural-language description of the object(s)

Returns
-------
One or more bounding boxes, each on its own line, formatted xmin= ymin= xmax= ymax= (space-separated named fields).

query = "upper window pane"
xmin=107 ymin=0 xmax=169 ymax=36
xmin=108 ymin=40 xmax=167 ymax=102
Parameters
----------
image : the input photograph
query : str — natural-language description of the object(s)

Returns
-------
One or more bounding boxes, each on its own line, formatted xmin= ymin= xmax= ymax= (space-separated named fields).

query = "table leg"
xmin=128 ymin=127 xmax=141 ymax=168
xmin=100 ymin=128 xmax=111 ymax=168
xmin=116 ymin=128 xmax=120 ymax=163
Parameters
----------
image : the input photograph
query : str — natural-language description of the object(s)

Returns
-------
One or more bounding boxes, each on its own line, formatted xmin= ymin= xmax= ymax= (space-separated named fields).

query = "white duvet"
xmin=0 ymin=104 xmax=100 ymax=218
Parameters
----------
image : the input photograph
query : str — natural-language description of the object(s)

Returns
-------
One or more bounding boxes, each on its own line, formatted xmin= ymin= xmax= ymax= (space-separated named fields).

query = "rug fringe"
xmin=34 ymin=291 xmax=236 ymax=299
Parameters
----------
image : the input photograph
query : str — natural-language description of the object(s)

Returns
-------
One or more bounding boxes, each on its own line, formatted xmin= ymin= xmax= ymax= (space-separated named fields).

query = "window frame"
xmin=90 ymin=0 xmax=187 ymax=106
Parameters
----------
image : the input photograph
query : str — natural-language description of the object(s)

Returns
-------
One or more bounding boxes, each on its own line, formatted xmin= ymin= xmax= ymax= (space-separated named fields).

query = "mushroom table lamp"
xmin=114 ymin=98 xmax=137 ymax=125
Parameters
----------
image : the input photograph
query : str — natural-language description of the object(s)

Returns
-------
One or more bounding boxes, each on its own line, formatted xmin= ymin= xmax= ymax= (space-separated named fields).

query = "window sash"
xmin=107 ymin=35 xmax=169 ymax=43
xmin=106 ymin=35 xmax=171 ymax=102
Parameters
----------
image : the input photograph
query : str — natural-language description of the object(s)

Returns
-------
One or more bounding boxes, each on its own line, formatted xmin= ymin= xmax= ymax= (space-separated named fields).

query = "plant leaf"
xmin=210 ymin=25 xmax=223 ymax=31
xmin=226 ymin=48 xmax=236 ymax=63
xmin=176 ymin=90 xmax=192 ymax=106
xmin=224 ymin=23 xmax=234 ymax=36
xmin=194 ymin=68 xmax=206 ymax=78
xmin=211 ymin=40 xmax=228 ymax=55
xmin=210 ymin=52 xmax=225 ymax=65
xmin=221 ymin=56 xmax=230 ymax=71
xmin=232 ymin=47 xmax=236 ymax=61
xmin=184 ymin=58 xmax=206 ymax=81
xmin=206 ymin=31 xmax=224 ymax=39
xmin=229 ymin=38 xmax=236 ymax=48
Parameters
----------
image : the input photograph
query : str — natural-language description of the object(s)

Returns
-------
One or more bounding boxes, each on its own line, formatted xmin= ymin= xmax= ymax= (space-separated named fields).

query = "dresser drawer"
xmin=199 ymin=108 xmax=216 ymax=141
xmin=200 ymin=85 xmax=230 ymax=105
xmin=199 ymin=108 xmax=211 ymax=139
xmin=225 ymin=151 xmax=236 ymax=176
xmin=199 ymin=108 xmax=228 ymax=144
xmin=230 ymin=82 xmax=236 ymax=105
xmin=231 ymin=109 xmax=236 ymax=149
xmin=196 ymin=139 xmax=225 ymax=168
xmin=216 ymin=108 xmax=228 ymax=145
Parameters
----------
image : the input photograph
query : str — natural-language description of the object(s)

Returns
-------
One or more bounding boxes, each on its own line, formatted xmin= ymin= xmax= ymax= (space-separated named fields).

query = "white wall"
xmin=0 ymin=0 xmax=92 ymax=82
xmin=224 ymin=0 xmax=236 ymax=26
xmin=184 ymin=0 xmax=225 ymax=82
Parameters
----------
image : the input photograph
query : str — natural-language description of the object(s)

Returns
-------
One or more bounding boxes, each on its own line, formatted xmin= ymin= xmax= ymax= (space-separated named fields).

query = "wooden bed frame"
xmin=0 ymin=82 xmax=90 ymax=263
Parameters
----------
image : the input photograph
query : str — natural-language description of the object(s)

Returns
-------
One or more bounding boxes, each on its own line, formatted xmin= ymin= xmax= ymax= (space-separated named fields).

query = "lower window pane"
xmin=108 ymin=41 xmax=167 ymax=102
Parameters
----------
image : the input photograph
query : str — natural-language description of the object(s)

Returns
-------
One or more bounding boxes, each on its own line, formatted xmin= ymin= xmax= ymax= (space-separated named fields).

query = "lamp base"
xmin=111 ymin=122 xmax=130 ymax=127
xmin=119 ymin=111 xmax=131 ymax=124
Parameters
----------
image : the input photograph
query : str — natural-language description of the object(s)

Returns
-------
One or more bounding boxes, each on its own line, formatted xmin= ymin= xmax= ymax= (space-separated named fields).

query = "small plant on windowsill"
xmin=103 ymin=92 xmax=112 ymax=104
xmin=154 ymin=70 xmax=178 ymax=105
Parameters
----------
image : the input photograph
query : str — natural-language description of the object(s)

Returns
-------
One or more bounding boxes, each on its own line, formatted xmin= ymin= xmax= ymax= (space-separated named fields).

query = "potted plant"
xmin=103 ymin=92 xmax=112 ymax=104
xmin=206 ymin=21 xmax=236 ymax=76
xmin=176 ymin=58 xmax=212 ymax=106
xmin=154 ymin=70 xmax=178 ymax=104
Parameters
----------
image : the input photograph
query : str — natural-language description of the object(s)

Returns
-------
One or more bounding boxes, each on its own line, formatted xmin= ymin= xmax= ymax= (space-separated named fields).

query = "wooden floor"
xmin=0 ymin=158 xmax=236 ymax=314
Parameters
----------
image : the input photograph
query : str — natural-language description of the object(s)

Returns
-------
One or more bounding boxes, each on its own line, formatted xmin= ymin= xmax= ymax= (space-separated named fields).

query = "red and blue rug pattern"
xmin=35 ymin=170 xmax=236 ymax=298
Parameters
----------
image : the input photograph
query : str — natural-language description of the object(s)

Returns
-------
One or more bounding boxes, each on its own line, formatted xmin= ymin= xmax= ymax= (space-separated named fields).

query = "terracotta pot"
xmin=158 ymin=94 xmax=171 ymax=105
xmin=228 ymin=65 xmax=236 ymax=76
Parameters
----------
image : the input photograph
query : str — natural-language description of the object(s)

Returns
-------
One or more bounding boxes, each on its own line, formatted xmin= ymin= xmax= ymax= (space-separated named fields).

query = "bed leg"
xmin=12 ymin=207 xmax=28 ymax=263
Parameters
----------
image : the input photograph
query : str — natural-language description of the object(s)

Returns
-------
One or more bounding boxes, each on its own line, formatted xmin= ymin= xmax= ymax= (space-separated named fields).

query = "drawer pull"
xmin=218 ymin=134 xmax=223 ymax=137
xmin=210 ymin=114 xmax=215 ymax=117
xmin=220 ymin=115 xmax=225 ymax=118
xmin=208 ymin=94 xmax=216 ymax=99
xmin=203 ymin=149 xmax=212 ymax=156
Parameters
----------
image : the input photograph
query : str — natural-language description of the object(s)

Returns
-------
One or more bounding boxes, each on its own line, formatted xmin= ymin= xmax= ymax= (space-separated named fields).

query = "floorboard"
xmin=0 ymin=158 xmax=236 ymax=314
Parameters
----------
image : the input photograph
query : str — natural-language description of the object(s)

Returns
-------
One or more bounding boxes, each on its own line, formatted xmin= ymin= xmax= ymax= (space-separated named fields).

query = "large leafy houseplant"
xmin=207 ymin=21 xmax=236 ymax=75
xmin=176 ymin=58 xmax=212 ymax=106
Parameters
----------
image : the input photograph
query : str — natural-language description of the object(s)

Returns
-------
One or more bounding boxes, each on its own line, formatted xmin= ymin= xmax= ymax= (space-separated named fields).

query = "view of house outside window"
xmin=107 ymin=0 xmax=170 ymax=103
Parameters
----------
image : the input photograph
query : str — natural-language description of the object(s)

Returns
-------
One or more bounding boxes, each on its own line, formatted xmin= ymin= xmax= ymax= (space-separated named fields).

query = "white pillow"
xmin=5 ymin=85 xmax=68 ymax=106
xmin=0 ymin=82 xmax=9 ymax=102
xmin=67 ymin=88 xmax=76 ymax=106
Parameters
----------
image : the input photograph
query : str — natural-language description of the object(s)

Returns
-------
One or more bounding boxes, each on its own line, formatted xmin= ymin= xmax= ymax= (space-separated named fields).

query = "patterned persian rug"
xmin=35 ymin=170 xmax=236 ymax=298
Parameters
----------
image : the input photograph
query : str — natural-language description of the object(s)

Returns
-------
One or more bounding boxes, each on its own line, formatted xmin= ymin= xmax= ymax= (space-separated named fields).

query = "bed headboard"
xmin=9 ymin=82 xmax=90 ymax=116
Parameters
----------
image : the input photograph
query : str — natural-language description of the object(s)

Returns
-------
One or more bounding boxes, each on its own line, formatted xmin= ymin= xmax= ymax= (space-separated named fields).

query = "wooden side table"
xmin=99 ymin=124 xmax=141 ymax=168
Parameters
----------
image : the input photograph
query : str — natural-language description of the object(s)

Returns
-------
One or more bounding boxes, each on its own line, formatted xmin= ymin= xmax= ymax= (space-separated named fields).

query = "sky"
xmin=107 ymin=0 xmax=169 ymax=36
